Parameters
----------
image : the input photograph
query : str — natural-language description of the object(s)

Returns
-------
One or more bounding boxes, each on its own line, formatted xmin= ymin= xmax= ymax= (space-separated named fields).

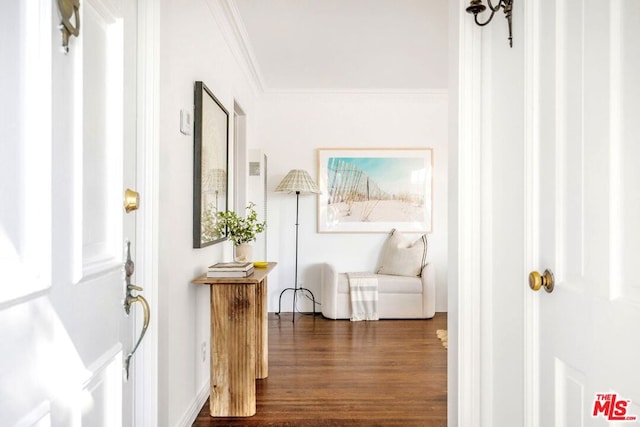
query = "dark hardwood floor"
xmin=193 ymin=312 xmax=447 ymax=427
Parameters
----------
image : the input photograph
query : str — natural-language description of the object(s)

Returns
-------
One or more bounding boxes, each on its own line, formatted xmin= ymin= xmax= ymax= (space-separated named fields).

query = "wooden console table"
xmin=193 ymin=262 xmax=276 ymax=417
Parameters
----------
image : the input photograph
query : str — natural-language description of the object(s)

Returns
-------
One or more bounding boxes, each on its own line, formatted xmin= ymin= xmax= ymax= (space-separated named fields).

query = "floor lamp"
xmin=275 ymin=169 xmax=321 ymax=322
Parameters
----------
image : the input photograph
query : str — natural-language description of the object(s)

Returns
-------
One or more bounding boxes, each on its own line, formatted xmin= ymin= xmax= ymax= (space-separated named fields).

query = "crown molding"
xmin=261 ymin=88 xmax=449 ymax=97
xmin=205 ymin=0 xmax=266 ymax=95
xmin=209 ymin=0 xmax=449 ymax=97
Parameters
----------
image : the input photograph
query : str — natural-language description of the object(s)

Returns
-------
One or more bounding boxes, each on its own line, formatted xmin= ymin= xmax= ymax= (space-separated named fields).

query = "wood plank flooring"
xmin=193 ymin=312 xmax=447 ymax=427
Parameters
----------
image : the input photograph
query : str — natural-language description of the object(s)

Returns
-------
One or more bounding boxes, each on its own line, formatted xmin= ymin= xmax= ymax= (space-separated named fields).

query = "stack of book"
xmin=206 ymin=261 xmax=255 ymax=278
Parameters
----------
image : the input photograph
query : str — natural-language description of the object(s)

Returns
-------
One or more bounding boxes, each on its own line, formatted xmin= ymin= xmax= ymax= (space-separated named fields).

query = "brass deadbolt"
xmin=124 ymin=188 xmax=140 ymax=213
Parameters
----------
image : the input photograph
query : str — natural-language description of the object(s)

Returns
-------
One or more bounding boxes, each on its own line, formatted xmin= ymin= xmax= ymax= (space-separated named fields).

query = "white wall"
xmin=157 ymin=0 xmax=258 ymax=425
xmin=256 ymin=92 xmax=449 ymax=313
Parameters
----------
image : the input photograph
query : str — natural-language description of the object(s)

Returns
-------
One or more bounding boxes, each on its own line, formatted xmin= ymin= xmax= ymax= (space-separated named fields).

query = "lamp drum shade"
xmin=275 ymin=169 xmax=321 ymax=194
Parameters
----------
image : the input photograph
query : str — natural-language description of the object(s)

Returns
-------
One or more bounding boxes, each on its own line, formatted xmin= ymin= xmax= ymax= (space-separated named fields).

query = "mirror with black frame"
xmin=193 ymin=81 xmax=229 ymax=248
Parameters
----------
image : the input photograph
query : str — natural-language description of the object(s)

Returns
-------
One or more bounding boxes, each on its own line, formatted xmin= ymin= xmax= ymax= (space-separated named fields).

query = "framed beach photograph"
xmin=193 ymin=81 xmax=229 ymax=248
xmin=317 ymin=148 xmax=433 ymax=233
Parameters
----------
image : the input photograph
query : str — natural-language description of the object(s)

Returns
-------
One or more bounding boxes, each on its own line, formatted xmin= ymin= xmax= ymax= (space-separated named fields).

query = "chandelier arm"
xmin=474 ymin=9 xmax=497 ymax=27
xmin=506 ymin=7 xmax=513 ymax=47
xmin=485 ymin=0 xmax=504 ymax=12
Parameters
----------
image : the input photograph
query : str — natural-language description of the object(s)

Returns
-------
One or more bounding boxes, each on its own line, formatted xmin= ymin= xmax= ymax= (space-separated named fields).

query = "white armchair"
xmin=321 ymin=263 xmax=436 ymax=320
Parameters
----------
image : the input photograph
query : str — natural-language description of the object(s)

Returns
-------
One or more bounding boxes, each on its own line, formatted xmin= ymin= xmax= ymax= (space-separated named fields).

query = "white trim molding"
xmin=457 ymin=0 xmax=483 ymax=422
xmin=523 ymin=0 xmax=540 ymax=426
xmin=178 ymin=382 xmax=210 ymax=427
xmin=206 ymin=0 xmax=265 ymax=95
xmin=210 ymin=0 xmax=446 ymax=97
xmin=135 ymin=0 xmax=160 ymax=426
xmin=261 ymin=88 xmax=448 ymax=96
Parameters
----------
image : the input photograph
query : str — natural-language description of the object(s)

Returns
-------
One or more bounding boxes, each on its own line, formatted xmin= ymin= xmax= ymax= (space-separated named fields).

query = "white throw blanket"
xmin=347 ymin=272 xmax=379 ymax=321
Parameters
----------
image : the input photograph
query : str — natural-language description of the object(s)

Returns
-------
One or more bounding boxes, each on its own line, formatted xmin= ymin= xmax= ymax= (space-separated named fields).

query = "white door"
xmin=529 ymin=1 xmax=640 ymax=425
xmin=0 ymin=0 xmax=144 ymax=425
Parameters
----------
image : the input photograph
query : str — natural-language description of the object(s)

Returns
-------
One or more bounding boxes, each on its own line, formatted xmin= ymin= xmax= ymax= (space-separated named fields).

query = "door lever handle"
xmin=124 ymin=292 xmax=150 ymax=380
xmin=127 ymin=283 xmax=143 ymax=293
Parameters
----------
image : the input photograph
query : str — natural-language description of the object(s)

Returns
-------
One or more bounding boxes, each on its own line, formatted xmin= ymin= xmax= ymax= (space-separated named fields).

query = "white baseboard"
xmin=175 ymin=381 xmax=210 ymax=427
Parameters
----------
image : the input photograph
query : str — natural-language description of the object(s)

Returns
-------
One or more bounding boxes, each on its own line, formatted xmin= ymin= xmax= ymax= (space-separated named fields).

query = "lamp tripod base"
xmin=276 ymin=287 xmax=316 ymax=322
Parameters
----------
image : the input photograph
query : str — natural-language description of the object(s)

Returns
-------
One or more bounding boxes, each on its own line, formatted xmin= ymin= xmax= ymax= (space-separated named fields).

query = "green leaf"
xmin=213 ymin=202 xmax=266 ymax=245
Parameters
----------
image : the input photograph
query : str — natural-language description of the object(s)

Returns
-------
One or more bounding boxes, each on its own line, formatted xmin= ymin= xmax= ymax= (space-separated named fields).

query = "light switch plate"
xmin=180 ymin=109 xmax=192 ymax=135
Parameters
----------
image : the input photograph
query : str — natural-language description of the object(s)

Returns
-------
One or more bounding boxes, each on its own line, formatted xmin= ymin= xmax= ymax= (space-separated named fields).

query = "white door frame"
xmin=455 ymin=0 xmax=537 ymax=425
xmin=134 ymin=1 xmax=507 ymax=424
xmin=455 ymin=0 xmax=483 ymax=423
xmin=522 ymin=0 xmax=539 ymax=426
xmin=134 ymin=0 xmax=160 ymax=425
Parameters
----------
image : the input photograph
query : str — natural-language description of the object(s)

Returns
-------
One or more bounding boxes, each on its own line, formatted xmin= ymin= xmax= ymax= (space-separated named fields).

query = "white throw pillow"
xmin=376 ymin=229 xmax=428 ymax=277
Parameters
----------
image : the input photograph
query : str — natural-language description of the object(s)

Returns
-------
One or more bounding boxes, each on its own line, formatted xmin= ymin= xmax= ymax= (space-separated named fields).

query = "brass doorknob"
xmin=529 ymin=269 xmax=554 ymax=293
xmin=124 ymin=188 xmax=140 ymax=213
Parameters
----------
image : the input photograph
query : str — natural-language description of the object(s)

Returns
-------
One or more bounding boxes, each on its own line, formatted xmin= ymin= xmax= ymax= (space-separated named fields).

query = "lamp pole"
xmin=276 ymin=190 xmax=317 ymax=322
xmin=294 ymin=190 xmax=299 ymax=293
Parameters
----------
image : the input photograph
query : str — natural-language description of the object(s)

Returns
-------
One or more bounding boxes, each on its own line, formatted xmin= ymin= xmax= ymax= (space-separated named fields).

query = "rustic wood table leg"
xmin=210 ymin=284 xmax=256 ymax=417
xmin=256 ymin=277 xmax=268 ymax=379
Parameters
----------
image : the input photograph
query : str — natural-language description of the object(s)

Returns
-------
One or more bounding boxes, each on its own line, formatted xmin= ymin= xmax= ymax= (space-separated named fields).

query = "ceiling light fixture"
xmin=466 ymin=0 xmax=514 ymax=48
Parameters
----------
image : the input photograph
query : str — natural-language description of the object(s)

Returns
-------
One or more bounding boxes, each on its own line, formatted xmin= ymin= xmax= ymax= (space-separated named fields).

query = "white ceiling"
xmin=232 ymin=0 xmax=449 ymax=92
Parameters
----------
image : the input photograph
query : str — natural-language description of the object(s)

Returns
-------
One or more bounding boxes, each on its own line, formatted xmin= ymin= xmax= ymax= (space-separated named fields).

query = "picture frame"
xmin=193 ymin=81 xmax=229 ymax=248
xmin=317 ymin=148 xmax=433 ymax=233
